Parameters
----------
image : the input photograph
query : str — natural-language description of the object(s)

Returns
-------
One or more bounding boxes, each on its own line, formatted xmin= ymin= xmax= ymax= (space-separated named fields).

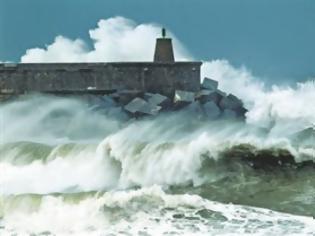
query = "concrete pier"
xmin=0 ymin=29 xmax=202 ymax=99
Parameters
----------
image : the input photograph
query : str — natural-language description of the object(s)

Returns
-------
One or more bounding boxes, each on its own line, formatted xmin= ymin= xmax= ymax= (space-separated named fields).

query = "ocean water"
xmin=1 ymin=93 xmax=315 ymax=236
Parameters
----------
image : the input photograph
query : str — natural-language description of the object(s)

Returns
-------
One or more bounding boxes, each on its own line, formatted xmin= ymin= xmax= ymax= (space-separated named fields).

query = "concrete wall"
xmin=0 ymin=62 xmax=201 ymax=98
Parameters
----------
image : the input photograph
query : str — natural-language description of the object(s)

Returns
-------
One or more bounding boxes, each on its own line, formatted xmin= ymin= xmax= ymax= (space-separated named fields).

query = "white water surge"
xmin=1 ymin=186 xmax=315 ymax=236
xmin=1 ymin=92 xmax=315 ymax=195
xmin=0 ymin=86 xmax=315 ymax=235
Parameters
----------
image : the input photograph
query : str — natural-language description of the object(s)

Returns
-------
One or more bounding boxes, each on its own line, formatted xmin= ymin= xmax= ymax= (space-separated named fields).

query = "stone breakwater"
xmin=81 ymin=77 xmax=248 ymax=121
xmin=0 ymin=62 xmax=201 ymax=100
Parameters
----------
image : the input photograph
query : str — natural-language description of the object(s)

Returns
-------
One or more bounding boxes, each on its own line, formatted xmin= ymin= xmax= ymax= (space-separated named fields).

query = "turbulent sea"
xmin=1 ymin=93 xmax=315 ymax=236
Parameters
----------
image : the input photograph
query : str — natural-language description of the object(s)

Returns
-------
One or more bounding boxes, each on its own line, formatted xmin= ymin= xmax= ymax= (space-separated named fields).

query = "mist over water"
xmin=1 ymin=81 xmax=314 ymax=193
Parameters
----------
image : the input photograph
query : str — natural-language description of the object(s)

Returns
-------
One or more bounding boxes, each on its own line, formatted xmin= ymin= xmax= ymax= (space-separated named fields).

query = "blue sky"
xmin=1 ymin=0 xmax=314 ymax=83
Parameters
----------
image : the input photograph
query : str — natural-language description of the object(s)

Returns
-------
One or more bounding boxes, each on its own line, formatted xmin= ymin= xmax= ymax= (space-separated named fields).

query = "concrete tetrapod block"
xmin=196 ymin=90 xmax=226 ymax=104
xmin=95 ymin=95 xmax=118 ymax=109
xmin=201 ymin=77 xmax=219 ymax=90
xmin=115 ymin=90 xmax=143 ymax=105
xmin=124 ymin=97 xmax=161 ymax=116
xmin=195 ymin=89 xmax=213 ymax=99
xmin=86 ymin=95 xmax=118 ymax=112
xmin=145 ymin=93 xmax=170 ymax=108
xmin=235 ymin=107 xmax=248 ymax=118
xmin=183 ymin=101 xmax=205 ymax=119
xmin=202 ymin=101 xmax=221 ymax=120
xmin=106 ymin=107 xmax=130 ymax=121
xmin=222 ymin=109 xmax=238 ymax=120
xmin=144 ymin=92 xmax=156 ymax=100
xmin=219 ymin=94 xmax=243 ymax=110
xmin=100 ymin=95 xmax=117 ymax=108
xmin=174 ymin=90 xmax=195 ymax=103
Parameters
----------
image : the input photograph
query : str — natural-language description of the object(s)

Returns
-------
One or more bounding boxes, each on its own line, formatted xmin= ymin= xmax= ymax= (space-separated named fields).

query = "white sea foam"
xmin=0 ymin=95 xmax=121 ymax=144
xmin=0 ymin=142 xmax=121 ymax=195
xmin=1 ymin=111 xmax=314 ymax=195
xmin=202 ymin=60 xmax=315 ymax=132
xmin=1 ymin=186 xmax=314 ymax=236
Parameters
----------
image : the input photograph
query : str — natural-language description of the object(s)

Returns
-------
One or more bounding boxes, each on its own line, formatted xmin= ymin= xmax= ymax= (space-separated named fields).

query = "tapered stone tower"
xmin=153 ymin=28 xmax=175 ymax=62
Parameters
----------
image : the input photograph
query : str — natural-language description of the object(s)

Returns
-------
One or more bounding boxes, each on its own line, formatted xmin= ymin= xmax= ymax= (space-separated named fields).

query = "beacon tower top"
xmin=154 ymin=28 xmax=175 ymax=62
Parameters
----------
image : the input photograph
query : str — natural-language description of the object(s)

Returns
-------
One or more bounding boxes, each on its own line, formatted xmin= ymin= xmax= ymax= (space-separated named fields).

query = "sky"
xmin=0 ymin=0 xmax=315 ymax=84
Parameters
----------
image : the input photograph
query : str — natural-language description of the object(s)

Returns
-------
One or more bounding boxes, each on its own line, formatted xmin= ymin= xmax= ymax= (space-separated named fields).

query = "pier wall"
xmin=0 ymin=62 xmax=201 ymax=98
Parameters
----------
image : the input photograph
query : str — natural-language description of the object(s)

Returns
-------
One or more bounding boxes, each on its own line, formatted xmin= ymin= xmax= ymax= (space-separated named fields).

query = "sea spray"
xmin=202 ymin=60 xmax=315 ymax=133
xmin=0 ymin=142 xmax=120 ymax=194
xmin=0 ymin=94 xmax=122 ymax=144
xmin=1 ymin=77 xmax=315 ymax=235
xmin=1 ymin=100 xmax=314 ymax=195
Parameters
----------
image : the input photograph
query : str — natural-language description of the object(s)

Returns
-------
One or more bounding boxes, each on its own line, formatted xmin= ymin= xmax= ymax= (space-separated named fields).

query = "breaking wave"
xmin=1 ymin=76 xmax=315 ymax=235
xmin=1 ymin=186 xmax=315 ymax=236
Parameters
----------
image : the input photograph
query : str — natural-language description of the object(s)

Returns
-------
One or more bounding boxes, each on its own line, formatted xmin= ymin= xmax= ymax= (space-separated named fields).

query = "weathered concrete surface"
xmin=203 ymin=101 xmax=221 ymax=119
xmin=154 ymin=38 xmax=175 ymax=62
xmin=124 ymin=97 xmax=161 ymax=116
xmin=0 ymin=62 xmax=201 ymax=98
xmin=198 ymin=90 xmax=226 ymax=104
xmin=219 ymin=94 xmax=243 ymax=110
xmin=201 ymin=77 xmax=218 ymax=90
xmin=174 ymin=90 xmax=195 ymax=103
xmin=145 ymin=93 xmax=170 ymax=108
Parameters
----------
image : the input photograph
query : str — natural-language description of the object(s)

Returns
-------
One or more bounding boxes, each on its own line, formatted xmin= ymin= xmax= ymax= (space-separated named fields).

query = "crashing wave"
xmin=1 ymin=186 xmax=314 ymax=236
